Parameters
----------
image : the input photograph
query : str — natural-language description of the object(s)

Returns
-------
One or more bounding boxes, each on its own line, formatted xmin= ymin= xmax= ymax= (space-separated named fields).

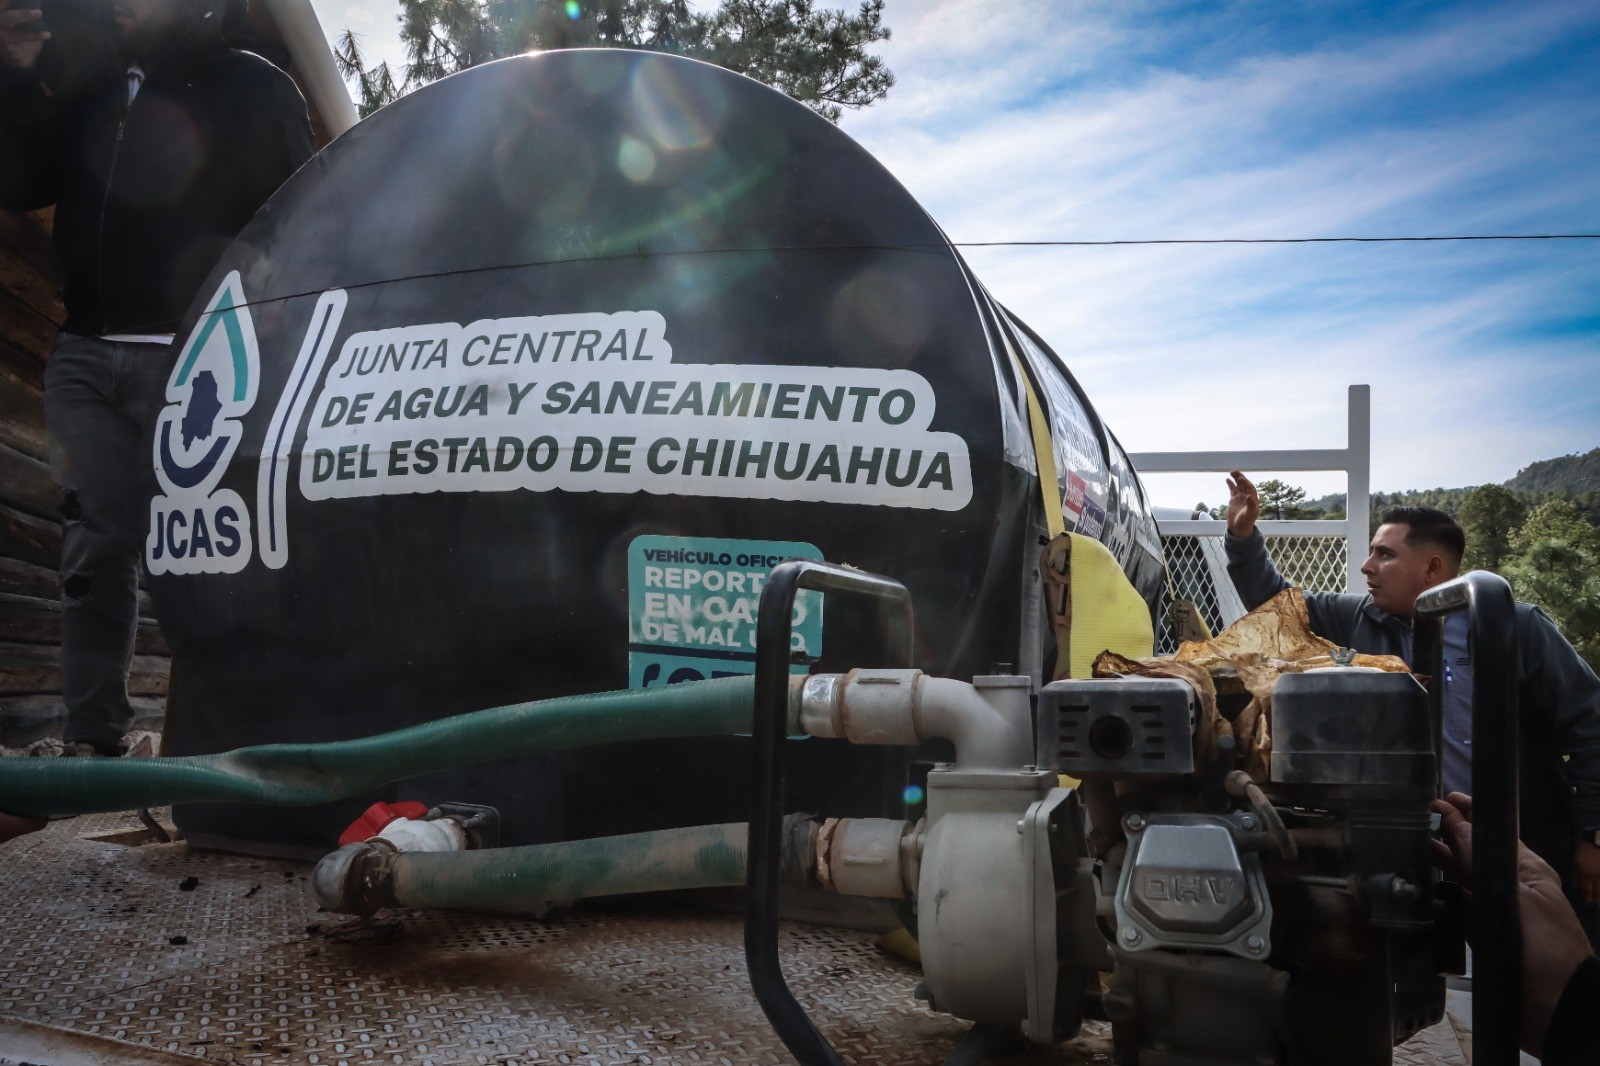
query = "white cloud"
xmin=838 ymin=0 xmax=1600 ymax=498
xmin=297 ymin=0 xmax=1598 ymax=495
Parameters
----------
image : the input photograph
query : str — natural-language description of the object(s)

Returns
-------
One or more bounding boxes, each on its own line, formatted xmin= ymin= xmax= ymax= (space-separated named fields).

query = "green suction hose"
xmin=389 ymin=822 xmax=751 ymax=910
xmin=0 ymin=676 xmax=763 ymax=818
xmin=315 ymin=814 xmax=849 ymax=915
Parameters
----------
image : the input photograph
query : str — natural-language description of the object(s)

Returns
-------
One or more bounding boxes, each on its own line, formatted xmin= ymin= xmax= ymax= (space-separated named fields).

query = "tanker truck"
xmin=1 ymin=47 xmax=1514 ymax=1066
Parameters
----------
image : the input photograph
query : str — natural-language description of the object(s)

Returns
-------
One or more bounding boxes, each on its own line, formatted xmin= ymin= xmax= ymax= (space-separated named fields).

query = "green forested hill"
xmin=1305 ymin=447 xmax=1600 ymax=521
xmin=1505 ymin=448 xmax=1600 ymax=496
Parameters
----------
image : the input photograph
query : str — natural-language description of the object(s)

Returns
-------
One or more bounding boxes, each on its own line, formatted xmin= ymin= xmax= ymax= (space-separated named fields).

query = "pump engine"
xmin=900 ymin=664 xmax=1459 ymax=1066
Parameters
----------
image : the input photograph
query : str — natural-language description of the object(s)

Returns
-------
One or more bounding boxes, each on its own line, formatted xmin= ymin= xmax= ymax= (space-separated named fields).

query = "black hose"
xmin=1224 ymin=771 xmax=1297 ymax=861
xmin=747 ymin=560 xmax=913 ymax=1066
xmin=1415 ymin=572 xmax=1520 ymax=1066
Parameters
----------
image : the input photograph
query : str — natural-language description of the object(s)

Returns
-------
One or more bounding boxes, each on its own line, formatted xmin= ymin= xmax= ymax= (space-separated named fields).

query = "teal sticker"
xmin=628 ymin=535 xmax=824 ymax=689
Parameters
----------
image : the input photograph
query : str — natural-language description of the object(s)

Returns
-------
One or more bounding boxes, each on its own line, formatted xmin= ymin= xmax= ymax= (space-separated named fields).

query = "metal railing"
xmin=1133 ymin=385 xmax=1370 ymax=652
xmin=1152 ymin=530 xmax=1349 ymax=653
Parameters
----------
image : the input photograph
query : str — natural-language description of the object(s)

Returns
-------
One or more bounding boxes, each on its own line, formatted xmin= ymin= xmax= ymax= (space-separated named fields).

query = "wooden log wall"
xmin=0 ymin=208 xmax=170 ymax=746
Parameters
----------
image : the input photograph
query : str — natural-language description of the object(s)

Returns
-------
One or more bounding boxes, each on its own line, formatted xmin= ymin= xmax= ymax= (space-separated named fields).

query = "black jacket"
xmin=0 ymin=10 xmax=313 ymax=335
xmin=1225 ymin=529 xmax=1600 ymax=880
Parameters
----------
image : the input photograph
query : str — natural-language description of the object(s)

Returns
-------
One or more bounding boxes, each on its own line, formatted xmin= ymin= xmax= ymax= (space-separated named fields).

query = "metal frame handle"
xmin=1414 ymin=571 xmax=1520 ymax=1066
xmin=746 ymin=560 xmax=914 ymax=1065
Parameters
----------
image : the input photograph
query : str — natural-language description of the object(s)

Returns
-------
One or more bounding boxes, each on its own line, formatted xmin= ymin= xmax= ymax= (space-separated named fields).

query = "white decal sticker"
xmin=257 ymin=289 xmax=348 ymax=569
xmin=146 ymin=271 xmax=258 ymax=574
xmin=297 ymin=310 xmax=973 ymax=511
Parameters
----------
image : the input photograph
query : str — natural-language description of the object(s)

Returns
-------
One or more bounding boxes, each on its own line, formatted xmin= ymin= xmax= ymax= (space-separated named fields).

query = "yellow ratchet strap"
xmin=1009 ymin=348 xmax=1153 ymax=679
xmin=1010 ymin=348 xmax=1070 ymax=676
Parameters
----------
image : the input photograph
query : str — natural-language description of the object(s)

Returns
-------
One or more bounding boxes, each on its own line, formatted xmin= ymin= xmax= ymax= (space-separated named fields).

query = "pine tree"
xmin=1504 ymin=539 xmax=1600 ymax=670
xmin=335 ymin=0 xmax=893 ymax=120
xmin=1256 ymin=479 xmax=1313 ymax=521
xmin=1460 ymin=484 xmax=1527 ymax=572
xmin=1511 ymin=498 xmax=1600 ymax=558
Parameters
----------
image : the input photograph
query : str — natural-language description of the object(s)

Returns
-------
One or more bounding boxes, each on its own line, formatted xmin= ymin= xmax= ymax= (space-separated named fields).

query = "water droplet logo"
xmin=146 ymin=270 xmax=258 ymax=574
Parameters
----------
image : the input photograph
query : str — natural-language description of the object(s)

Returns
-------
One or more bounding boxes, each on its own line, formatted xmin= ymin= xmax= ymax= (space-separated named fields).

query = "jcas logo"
xmin=146 ymin=271 xmax=258 ymax=574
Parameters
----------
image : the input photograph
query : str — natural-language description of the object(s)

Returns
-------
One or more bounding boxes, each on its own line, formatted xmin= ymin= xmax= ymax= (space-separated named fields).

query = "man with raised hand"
xmin=1224 ymin=469 xmax=1600 ymax=945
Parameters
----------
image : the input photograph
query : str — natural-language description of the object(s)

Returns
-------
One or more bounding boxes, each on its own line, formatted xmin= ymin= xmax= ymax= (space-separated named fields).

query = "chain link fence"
xmin=1154 ymin=533 xmax=1350 ymax=654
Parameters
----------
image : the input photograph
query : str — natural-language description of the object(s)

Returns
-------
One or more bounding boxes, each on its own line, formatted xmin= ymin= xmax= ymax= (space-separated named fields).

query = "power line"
xmin=949 ymin=234 xmax=1600 ymax=247
xmin=45 ymin=233 xmax=1600 ymax=343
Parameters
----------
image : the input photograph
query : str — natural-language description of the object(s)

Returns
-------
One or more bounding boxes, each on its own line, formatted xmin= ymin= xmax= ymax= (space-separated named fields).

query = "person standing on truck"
xmin=1223 ymin=470 xmax=1600 ymax=945
xmin=0 ymin=0 xmax=313 ymax=755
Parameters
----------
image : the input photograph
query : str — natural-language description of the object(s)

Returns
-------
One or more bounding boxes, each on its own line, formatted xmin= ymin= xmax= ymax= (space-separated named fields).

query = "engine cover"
xmin=1272 ymin=669 xmax=1431 ymax=786
xmin=1037 ymin=678 xmax=1196 ymax=776
xmin=1114 ymin=813 xmax=1272 ymax=958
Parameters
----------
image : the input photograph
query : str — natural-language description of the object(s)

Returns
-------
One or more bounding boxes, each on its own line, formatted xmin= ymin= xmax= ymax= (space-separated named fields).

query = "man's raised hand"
xmin=1226 ymin=470 xmax=1259 ymax=537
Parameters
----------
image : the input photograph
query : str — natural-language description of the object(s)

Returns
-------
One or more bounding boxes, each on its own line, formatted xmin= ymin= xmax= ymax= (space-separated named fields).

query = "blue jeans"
xmin=42 ymin=334 xmax=172 ymax=750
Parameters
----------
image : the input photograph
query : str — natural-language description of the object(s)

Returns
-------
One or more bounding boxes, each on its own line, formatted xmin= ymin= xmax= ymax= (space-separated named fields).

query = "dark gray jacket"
xmin=1226 ymin=529 xmax=1600 ymax=878
xmin=0 ymin=8 xmax=312 ymax=335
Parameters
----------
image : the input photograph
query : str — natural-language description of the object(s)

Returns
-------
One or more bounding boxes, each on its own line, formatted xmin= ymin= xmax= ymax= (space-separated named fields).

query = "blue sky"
xmin=311 ymin=0 xmax=1600 ymax=506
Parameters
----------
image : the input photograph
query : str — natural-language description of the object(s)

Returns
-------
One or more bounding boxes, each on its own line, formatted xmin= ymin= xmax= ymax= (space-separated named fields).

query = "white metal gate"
xmin=1133 ymin=385 xmax=1371 ymax=653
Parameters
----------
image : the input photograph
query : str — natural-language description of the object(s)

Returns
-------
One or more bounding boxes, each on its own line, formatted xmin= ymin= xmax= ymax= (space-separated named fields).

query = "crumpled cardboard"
xmin=1092 ymin=588 xmax=1411 ymax=780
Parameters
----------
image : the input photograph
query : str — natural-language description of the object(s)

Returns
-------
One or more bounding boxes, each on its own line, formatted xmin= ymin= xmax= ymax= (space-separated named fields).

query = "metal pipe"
xmin=918 ymin=675 xmax=1032 ymax=770
xmin=1415 ymin=572 xmax=1520 ymax=1066
xmin=795 ymin=671 xmax=1032 ymax=772
xmin=1344 ymin=385 xmax=1371 ymax=593
xmin=749 ymin=560 xmax=913 ymax=1066
xmin=261 ymin=0 xmax=359 ymax=137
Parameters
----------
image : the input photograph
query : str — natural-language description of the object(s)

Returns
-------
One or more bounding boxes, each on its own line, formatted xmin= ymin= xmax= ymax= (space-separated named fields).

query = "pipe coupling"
xmin=814 ymin=817 xmax=917 ymax=899
xmin=312 ymin=811 xmax=475 ymax=914
xmin=798 ymin=669 xmax=923 ymax=746
xmin=312 ymin=840 xmax=401 ymax=915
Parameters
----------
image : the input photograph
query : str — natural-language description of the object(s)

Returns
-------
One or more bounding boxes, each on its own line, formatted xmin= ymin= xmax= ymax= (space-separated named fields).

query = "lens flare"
xmin=902 ymin=784 xmax=925 ymax=806
xmin=829 ymin=267 xmax=933 ymax=368
xmin=631 ymin=57 xmax=725 ymax=152
xmin=564 ymin=1 xmax=581 ymax=19
xmin=617 ymin=135 xmax=657 ymax=183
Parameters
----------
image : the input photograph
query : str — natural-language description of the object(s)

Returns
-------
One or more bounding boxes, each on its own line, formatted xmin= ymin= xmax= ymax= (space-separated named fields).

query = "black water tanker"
xmin=145 ymin=49 xmax=1165 ymax=849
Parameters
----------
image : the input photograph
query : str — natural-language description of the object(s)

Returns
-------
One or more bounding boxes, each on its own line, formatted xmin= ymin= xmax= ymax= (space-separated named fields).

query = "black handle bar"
xmin=1413 ymin=570 xmax=1520 ymax=1066
xmin=746 ymin=560 xmax=914 ymax=1065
